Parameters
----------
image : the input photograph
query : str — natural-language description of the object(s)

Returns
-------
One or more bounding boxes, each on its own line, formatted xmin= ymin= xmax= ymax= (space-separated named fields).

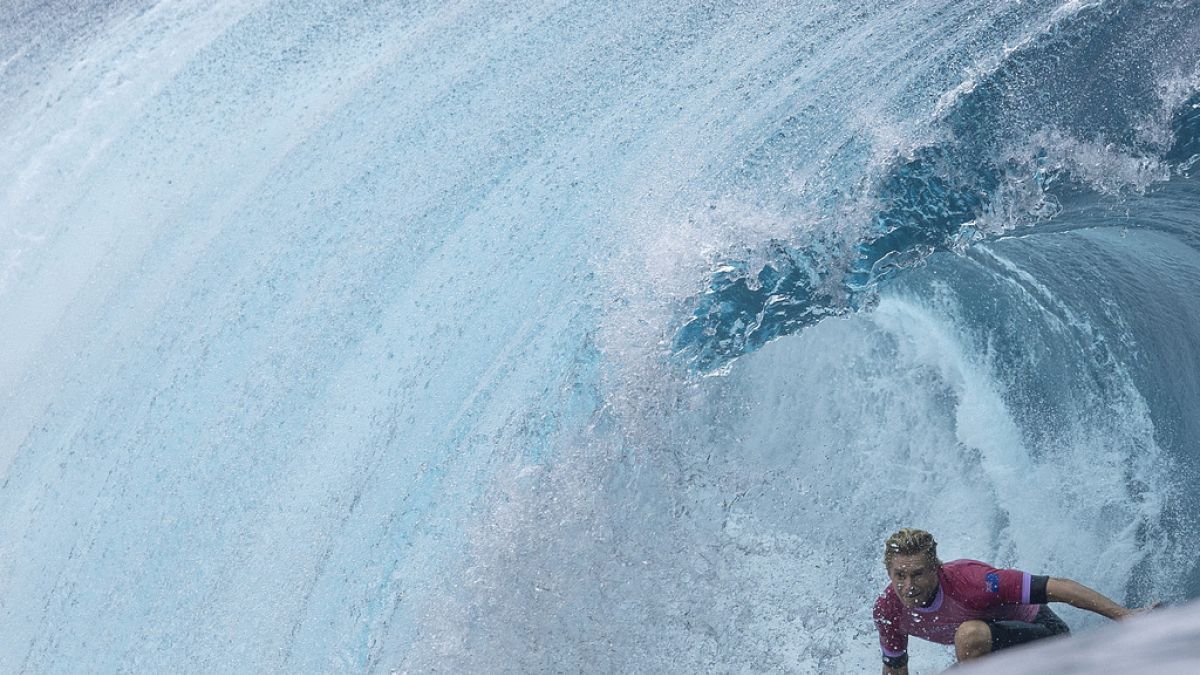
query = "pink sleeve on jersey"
xmin=993 ymin=566 xmax=1031 ymax=605
xmin=873 ymin=595 xmax=908 ymax=658
xmin=952 ymin=560 xmax=1032 ymax=607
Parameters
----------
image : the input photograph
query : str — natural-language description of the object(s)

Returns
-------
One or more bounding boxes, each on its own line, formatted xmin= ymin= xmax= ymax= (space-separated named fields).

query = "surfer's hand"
xmin=1117 ymin=602 xmax=1162 ymax=620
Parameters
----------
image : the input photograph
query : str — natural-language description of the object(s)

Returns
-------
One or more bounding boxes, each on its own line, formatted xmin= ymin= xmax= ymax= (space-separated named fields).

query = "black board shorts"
xmin=987 ymin=605 xmax=1070 ymax=652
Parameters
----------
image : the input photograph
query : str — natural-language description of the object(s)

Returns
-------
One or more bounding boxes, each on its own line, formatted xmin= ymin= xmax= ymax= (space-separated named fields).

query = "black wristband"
xmin=882 ymin=652 xmax=909 ymax=669
xmin=1030 ymin=575 xmax=1050 ymax=604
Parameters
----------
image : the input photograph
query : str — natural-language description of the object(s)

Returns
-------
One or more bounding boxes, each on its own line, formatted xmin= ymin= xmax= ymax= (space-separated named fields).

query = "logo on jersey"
xmin=985 ymin=572 xmax=1000 ymax=593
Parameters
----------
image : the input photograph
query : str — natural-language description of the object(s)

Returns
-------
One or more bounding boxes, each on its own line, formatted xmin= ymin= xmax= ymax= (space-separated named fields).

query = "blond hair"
xmin=884 ymin=528 xmax=941 ymax=569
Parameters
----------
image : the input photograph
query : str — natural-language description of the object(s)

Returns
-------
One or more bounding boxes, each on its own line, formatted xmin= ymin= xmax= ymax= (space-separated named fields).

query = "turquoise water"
xmin=2 ymin=1 xmax=1198 ymax=672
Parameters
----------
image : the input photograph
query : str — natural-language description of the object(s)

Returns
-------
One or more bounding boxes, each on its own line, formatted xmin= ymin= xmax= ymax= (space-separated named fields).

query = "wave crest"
xmin=672 ymin=0 xmax=1200 ymax=372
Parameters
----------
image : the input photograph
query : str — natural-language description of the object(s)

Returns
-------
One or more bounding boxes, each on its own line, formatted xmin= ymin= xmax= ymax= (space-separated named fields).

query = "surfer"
xmin=873 ymin=528 xmax=1153 ymax=673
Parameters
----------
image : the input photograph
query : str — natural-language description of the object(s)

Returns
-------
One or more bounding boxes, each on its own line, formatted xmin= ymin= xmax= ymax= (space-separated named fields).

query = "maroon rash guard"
xmin=874 ymin=559 xmax=1044 ymax=663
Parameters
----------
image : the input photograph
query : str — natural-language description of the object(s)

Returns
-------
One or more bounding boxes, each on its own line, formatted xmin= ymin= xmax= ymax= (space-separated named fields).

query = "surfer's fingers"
xmin=1125 ymin=602 xmax=1164 ymax=618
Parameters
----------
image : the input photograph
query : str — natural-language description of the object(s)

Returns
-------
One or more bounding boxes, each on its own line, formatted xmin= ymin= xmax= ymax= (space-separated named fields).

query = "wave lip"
xmin=671 ymin=0 xmax=1200 ymax=373
xmin=673 ymin=86 xmax=1200 ymax=373
xmin=671 ymin=143 xmax=994 ymax=372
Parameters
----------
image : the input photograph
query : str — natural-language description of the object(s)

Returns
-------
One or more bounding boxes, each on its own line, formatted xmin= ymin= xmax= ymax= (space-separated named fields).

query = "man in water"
xmin=873 ymin=528 xmax=1152 ymax=673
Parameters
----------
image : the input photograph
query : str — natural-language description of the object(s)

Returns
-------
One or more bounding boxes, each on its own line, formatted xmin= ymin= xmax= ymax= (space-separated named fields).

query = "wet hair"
xmin=884 ymin=528 xmax=941 ymax=570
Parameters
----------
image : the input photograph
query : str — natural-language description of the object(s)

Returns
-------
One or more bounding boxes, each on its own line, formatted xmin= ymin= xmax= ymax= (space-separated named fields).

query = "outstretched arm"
xmin=1045 ymin=578 xmax=1145 ymax=619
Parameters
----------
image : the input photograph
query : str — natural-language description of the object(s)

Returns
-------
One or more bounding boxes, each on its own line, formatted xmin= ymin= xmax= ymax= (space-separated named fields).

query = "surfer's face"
xmin=887 ymin=553 xmax=940 ymax=609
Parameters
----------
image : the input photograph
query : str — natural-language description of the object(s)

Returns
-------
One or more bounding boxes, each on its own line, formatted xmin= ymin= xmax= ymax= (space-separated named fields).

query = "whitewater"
xmin=2 ymin=0 xmax=1199 ymax=672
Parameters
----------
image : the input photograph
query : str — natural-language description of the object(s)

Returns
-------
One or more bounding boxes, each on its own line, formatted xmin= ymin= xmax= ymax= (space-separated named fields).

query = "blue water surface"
xmin=2 ymin=1 xmax=1199 ymax=672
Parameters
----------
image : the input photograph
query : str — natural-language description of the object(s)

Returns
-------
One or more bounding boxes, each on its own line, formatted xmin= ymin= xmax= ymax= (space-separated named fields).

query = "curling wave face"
xmin=1 ymin=1 xmax=1199 ymax=673
xmin=672 ymin=0 xmax=1200 ymax=373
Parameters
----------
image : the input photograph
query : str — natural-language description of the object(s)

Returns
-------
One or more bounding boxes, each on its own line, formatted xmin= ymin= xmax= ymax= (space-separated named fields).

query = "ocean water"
xmin=2 ymin=1 xmax=1199 ymax=672
xmin=960 ymin=599 xmax=1200 ymax=674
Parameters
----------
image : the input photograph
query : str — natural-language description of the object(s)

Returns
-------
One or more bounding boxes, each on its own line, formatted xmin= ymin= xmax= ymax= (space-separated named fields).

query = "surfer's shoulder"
xmin=941 ymin=558 xmax=987 ymax=575
xmin=874 ymin=586 xmax=901 ymax=614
